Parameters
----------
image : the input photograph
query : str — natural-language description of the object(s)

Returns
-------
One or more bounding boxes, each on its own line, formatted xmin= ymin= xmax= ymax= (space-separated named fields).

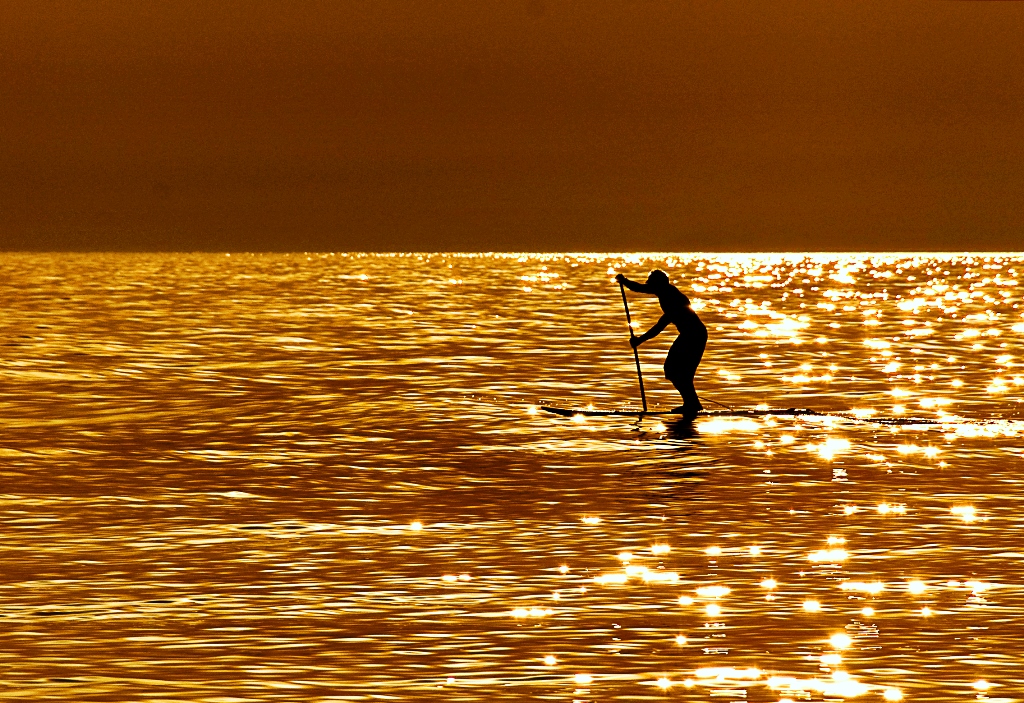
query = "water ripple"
xmin=1 ymin=252 xmax=1022 ymax=701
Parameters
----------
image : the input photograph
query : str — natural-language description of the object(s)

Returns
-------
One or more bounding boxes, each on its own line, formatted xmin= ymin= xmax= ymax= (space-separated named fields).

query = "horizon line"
xmin=3 ymin=250 xmax=1023 ymax=256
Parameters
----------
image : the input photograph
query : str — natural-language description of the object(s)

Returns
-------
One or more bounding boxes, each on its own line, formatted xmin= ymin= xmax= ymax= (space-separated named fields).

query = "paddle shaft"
xmin=618 ymin=281 xmax=648 ymax=413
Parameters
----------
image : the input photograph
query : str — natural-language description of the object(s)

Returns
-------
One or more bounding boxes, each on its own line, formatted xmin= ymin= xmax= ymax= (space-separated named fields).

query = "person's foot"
xmin=671 ymin=402 xmax=704 ymax=420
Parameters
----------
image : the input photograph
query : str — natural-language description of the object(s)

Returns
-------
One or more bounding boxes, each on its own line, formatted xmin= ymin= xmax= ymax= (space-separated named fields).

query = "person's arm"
xmin=615 ymin=273 xmax=655 ymax=294
xmin=631 ymin=314 xmax=671 ymax=348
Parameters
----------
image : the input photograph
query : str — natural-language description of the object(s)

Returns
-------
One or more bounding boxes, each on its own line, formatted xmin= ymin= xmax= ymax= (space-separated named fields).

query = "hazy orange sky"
xmin=2 ymin=0 xmax=1023 ymax=251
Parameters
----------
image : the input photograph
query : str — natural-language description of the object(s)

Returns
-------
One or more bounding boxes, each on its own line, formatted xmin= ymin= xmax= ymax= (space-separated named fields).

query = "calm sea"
xmin=2 ymin=252 xmax=1023 ymax=702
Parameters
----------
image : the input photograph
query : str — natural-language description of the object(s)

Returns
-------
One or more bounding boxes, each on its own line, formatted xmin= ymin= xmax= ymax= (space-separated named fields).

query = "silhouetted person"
xmin=616 ymin=270 xmax=707 ymax=420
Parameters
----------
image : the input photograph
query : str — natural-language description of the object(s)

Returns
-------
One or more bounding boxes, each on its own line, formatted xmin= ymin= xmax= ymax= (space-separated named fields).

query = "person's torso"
xmin=659 ymin=286 xmax=707 ymax=337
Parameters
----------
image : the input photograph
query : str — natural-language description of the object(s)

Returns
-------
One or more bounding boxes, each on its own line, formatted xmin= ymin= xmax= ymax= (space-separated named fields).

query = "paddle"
xmin=618 ymin=281 xmax=648 ymax=413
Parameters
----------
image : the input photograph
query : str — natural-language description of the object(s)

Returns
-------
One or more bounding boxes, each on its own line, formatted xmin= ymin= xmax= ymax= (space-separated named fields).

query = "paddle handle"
xmin=619 ymin=281 xmax=648 ymax=413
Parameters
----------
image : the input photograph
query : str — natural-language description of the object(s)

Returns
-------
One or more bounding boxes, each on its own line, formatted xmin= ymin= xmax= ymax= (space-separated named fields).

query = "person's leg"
xmin=664 ymin=337 xmax=688 ymax=412
xmin=666 ymin=337 xmax=705 ymax=419
xmin=669 ymin=368 xmax=702 ymax=418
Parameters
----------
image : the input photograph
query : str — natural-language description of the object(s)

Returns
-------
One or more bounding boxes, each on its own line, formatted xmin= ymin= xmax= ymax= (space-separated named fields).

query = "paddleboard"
xmin=540 ymin=406 xmax=939 ymax=425
xmin=541 ymin=407 xmax=813 ymax=418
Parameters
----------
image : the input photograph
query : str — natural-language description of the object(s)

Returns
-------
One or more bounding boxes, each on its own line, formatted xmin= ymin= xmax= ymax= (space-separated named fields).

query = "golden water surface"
xmin=2 ymin=252 xmax=1023 ymax=702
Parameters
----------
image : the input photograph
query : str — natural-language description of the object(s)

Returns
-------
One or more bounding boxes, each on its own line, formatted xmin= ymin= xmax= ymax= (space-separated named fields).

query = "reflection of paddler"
xmin=615 ymin=270 xmax=708 ymax=420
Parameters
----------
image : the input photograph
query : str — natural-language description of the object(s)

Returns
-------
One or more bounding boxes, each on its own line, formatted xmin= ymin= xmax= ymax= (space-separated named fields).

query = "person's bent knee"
xmin=665 ymin=369 xmax=697 ymax=381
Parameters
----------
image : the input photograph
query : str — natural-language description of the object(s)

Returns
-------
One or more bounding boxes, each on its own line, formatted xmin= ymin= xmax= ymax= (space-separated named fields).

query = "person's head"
xmin=645 ymin=269 xmax=671 ymax=289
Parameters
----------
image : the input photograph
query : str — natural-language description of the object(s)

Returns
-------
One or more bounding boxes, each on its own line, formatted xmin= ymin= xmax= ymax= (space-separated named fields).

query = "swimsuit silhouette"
xmin=616 ymin=270 xmax=707 ymax=420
